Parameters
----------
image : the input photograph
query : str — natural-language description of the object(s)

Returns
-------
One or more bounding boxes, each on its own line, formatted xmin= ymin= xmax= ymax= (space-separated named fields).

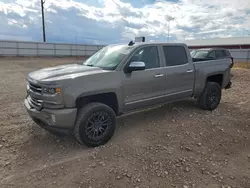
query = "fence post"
xmin=247 ymin=49 xmax=250 ymax=69
xmin=70 ymin=44 xmax=72 ymax=56
xmin=36 ymin=43 xmax=39 ymax=56
xmin=54 ymin=44 xmax=56 ymax=56
xmin=84 ymin=45 xmax=86 ymax=57
xmin=16 ymin=42 xmax=19 ymax=56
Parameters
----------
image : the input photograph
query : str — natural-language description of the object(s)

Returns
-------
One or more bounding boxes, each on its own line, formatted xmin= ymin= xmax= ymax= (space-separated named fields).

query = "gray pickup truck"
xmin=24 ymin=41 xmax=233 ymax=147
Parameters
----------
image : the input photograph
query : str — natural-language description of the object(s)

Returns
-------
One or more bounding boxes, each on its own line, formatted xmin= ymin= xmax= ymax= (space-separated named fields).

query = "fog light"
xmin=51 ymin=114 xmax=56 ymax=124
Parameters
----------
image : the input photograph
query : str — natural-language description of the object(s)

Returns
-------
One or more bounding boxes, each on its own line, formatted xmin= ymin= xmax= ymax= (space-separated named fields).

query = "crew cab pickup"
xmin=24 ymin=41 xmax=233 ymax=147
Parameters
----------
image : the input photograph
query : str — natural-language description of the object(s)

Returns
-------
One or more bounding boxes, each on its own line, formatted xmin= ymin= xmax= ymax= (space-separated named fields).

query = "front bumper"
xmin=24 ymin=99 xmax=77 ymax=136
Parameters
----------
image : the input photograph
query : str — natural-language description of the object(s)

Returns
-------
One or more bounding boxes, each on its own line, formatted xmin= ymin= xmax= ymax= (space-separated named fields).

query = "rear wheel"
xmin=74 ymin=102 xmax=116 ymax=147
xmin=198 ymin=82 xmax=221 ymax=111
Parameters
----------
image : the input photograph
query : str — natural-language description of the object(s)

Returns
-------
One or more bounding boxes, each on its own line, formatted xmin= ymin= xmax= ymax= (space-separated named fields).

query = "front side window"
xmin=83 ymin=45 xmax=134 ymax=70
xmin=129 ymin=46 xmax=160 ymax=69
xmin=163 ymin=46 xmax=188 ymax=66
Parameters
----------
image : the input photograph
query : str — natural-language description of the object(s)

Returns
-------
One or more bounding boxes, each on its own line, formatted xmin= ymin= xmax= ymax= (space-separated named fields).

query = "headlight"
xmin=42 ymin=87 xmax=61 ymax=94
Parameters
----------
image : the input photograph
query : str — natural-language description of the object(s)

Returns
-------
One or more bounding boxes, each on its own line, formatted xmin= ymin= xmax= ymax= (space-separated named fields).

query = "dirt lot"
xmin=0 ymin=57 xmax=249 ymax=188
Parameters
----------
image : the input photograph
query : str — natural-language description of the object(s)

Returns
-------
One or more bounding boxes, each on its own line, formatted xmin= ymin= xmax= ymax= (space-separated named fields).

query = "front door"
xmin=123 ymin=46 xmax=166 ymax=111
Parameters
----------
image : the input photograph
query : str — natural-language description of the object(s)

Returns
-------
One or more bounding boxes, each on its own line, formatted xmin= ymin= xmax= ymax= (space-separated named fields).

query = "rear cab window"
xmin=162 ymin=46 xmax=188 ymax=66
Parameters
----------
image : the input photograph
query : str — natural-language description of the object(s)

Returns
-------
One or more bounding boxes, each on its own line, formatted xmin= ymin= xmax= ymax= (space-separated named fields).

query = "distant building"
xmin=184 ymin=37 xmax=250 ymax=67
xmin=185 ymin=37 xmax=250 ymax=49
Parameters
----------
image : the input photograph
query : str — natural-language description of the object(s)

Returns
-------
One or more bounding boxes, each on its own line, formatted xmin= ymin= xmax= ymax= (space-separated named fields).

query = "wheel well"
xmin=207 ymin=74 xmax=223 ymax=86
xmin=76 ymin=92 xmax=118 ymax=115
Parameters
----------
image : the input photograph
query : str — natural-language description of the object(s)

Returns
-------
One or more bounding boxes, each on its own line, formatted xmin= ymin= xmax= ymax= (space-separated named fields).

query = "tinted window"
xmin=192 ymin=50 xmax=209 ymax=58
xmin=163 ymin=46 xmax=188 ymax=66
xmin=215 ymin=50 xmax=226 ymax=58
xmin=83 ymin=45 xmax=134 ymax=70
xmin=224 ymin=50 xmax=231 ymax=56
xmin=207 ymin=50 xmax=216 ymax=58
xmin=130 ymin=46 xmax=160 ymax=69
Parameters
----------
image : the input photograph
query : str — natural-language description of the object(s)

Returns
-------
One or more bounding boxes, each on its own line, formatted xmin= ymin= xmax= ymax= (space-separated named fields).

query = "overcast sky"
xmin=0 ymin=0 xmax=250 ymax=44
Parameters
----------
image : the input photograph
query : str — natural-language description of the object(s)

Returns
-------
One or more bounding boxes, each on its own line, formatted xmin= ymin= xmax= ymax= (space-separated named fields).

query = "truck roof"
xmin=137 ymin=42 xmax=186 ymax=45
xmin=111 ymin=42 xmax=187 ymax=47
xmin=193 ymin=47 xmax=228 ymax=51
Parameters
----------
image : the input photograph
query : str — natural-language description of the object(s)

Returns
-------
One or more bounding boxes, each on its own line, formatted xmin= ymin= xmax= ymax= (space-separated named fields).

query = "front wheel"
xmin=198 ymin=82 xmax=222 ymax=111
xmin=74 ymin=102 xmax=116 ymax=147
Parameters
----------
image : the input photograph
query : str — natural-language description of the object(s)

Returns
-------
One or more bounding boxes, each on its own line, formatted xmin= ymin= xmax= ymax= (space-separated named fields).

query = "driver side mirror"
xmin=125 ymin=61 xmax=146 ymax=73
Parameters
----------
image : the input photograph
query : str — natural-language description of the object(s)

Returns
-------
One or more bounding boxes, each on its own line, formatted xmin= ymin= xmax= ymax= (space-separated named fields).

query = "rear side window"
xmin=163 ymin=46 xmax=188 ymax=66
xmin=215 ymin=50 xmax=226 ymax=58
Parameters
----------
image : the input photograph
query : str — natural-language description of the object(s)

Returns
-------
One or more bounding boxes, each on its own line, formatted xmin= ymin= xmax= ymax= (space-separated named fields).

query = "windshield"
xmin=83 ymin=45 xmax=133 ymax=70
xmin=192 ymin=50 xmax=209 ymax=58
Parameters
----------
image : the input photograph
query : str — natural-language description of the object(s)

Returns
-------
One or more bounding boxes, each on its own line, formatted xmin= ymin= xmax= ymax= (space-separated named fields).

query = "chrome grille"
xmin=29 ymin=82 xmax=42 ymax=93
xmin=27 ymin=95 xmax=43 ymax=110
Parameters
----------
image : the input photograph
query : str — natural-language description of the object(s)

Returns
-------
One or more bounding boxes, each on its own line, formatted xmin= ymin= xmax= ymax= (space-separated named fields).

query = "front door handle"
xmin=186 ymin=69 xmax=194 ymax=73
xmin=154 ymin=74 xmax=164 ymax=78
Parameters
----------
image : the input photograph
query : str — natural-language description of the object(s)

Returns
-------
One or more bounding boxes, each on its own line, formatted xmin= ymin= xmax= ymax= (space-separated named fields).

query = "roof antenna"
xmin=128 ymin=40 xmax=135 ymax=46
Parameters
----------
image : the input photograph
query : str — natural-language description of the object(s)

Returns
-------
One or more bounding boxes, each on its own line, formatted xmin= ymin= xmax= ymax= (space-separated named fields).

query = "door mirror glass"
xmin=126 ymin=61 xmax=146 ymax=73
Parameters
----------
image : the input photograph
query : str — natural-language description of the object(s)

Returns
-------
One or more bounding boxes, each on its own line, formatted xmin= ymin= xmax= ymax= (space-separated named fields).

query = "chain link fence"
xmin=0 ymin=40 xmax=104 ymax=57
xmin=230 ymin=49 xmax=250 ymax=68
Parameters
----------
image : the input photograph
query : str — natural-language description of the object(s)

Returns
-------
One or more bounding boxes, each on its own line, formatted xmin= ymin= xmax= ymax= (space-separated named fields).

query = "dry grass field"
xmin=233 ymin=61 xmax=250 ymax=69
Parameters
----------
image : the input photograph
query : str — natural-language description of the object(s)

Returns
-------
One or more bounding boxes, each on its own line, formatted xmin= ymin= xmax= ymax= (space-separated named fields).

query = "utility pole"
xmin=167 ymin=20 xmax=170 ymax=42
xmin=165 ymin=15 xmax=175 ymax=42
xmin=75 ymin=35 xmax=78 ymax=63
xmin=41 ymin=0 xmax=46 ymax=42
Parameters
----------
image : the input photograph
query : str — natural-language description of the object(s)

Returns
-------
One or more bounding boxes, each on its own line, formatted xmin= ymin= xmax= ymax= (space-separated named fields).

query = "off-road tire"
xmin=74 ymin=102 xmax=116 ymax=147
xmin=198 ymin=82 xmax=222 ymax=111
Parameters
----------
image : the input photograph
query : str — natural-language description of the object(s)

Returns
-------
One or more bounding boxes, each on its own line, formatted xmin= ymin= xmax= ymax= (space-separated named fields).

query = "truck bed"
xmin=192 ymin=58 xmax=232 ymax=96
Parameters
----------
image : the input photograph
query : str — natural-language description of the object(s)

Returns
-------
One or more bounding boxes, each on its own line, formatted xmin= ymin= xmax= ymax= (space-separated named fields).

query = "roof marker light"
xmin=135 ymin=36 xmax=145 ymax=42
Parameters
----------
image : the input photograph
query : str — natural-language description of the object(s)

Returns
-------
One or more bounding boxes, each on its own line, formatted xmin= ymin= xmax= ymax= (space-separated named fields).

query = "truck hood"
xmin=28 ymin=64 xmax=109 ymax=82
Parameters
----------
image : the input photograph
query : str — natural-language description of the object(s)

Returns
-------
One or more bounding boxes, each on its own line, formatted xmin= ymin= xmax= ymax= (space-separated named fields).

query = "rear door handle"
xmin=186 ymin=69 xmax=194 ymax=73
xmin=154 ymin=74 xmax=164 ymax=78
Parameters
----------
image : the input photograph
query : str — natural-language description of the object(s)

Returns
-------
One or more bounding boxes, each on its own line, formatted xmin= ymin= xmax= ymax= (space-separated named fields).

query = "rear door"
xmin=161 ymin=45 xmax=194 ymax=99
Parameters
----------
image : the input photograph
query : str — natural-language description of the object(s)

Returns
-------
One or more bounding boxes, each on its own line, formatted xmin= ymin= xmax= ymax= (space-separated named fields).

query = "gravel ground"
xmin=0 ymin=57 xmax=249 ymax=188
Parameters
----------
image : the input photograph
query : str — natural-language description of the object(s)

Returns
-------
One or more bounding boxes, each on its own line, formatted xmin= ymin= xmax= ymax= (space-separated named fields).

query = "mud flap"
xmin=225 ymin=81 xmax=232 ymax=89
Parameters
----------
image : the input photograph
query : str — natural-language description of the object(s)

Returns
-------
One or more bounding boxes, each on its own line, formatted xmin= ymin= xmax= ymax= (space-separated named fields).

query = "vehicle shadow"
xmin=13 ymin=99 xmax=197 ymax=164
xmin=114 ymin=98 xmax=239 ymax=140
xmin=13 ymin=98 xmax=236 ymax=176
xmin=116 ymin=99 xmax=198 ymax=127
xmin=19 ymin=97 xmax=235 ymax=150
xmin=21 ymin=99 xmax=199 ymax=149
